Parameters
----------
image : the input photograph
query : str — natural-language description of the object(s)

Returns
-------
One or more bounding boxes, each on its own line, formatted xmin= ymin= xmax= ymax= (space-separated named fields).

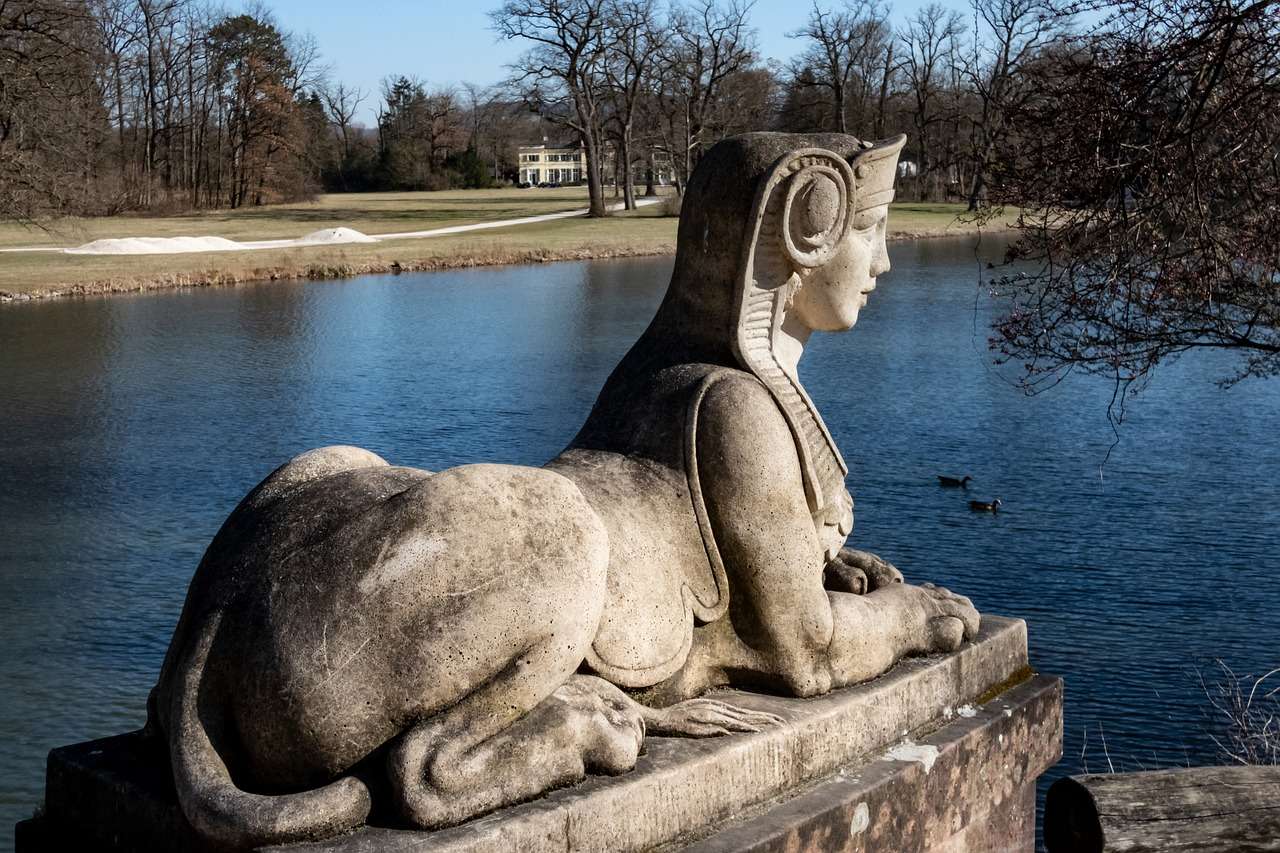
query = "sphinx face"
xmin=788 ymin=204 xmax=890 ymax=332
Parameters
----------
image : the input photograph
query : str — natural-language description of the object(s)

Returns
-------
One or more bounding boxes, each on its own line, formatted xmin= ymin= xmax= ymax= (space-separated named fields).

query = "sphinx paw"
xmin=827 ymin=549 xmax=904 ymax=593
xmin=552 ymin=678 xmax=645 ymax=775
xmin=921 ymin=583 xmax=980 ymax=642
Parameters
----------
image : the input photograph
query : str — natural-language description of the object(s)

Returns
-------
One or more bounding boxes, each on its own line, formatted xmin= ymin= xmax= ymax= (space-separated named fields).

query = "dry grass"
xmin=1204 ymin=662 xmax=1280 ymax=766
xmin=0 ymin=192 xmax=1014 ymax=302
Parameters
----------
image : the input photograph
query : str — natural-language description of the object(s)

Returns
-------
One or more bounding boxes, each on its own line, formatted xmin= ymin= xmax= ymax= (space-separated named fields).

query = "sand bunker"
xmin=64 ymin=227 xmax=379 ymax=256
xmin=65 ymin=236 xmax=246 ymax=255
xmin=295 ymin=227 xmax=379 ymax=245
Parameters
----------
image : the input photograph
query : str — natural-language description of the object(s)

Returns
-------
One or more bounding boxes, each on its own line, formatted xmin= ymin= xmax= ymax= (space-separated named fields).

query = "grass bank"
xmin=0 ymin=190 xmax=1013 ymax=302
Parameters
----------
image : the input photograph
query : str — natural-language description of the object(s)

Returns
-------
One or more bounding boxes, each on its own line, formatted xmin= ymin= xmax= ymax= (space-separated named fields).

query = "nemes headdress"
xmin=733 ymin=134 xmax=906 ymax=517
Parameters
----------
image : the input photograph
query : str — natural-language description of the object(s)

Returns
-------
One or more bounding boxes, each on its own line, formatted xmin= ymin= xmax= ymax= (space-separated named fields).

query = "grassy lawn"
xmin=0 ymin=191 xmax=1013 ymax=301
xmin=0 ymin=187 xmax=603 ymax=250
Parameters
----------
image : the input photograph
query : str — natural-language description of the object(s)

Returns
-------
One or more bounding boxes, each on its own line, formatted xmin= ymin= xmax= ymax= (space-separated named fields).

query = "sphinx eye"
xmin=851 ymin=208 xmax=888 ymax=233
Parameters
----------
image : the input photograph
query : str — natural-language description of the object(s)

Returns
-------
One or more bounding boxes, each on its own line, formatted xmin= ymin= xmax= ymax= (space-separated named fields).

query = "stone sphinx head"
xmin=652 ymin=132 xmax=906 ymax=359
xmin=740 ymin=134 xmax=904 ymax=339
xmin=646 ymin=132 xmax=906 ymax=516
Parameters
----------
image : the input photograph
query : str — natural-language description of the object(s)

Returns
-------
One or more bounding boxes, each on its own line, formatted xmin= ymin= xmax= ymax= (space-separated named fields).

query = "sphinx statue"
xmin=146 ymin=132 xmax=980 ymax=848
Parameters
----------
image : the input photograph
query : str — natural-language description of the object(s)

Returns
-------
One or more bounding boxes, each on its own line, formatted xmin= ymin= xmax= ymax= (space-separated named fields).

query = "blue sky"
xmin=265 ymin=0 xmax=969 ymax=124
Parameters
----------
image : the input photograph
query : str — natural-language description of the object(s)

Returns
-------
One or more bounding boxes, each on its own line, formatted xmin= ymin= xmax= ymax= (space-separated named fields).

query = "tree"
xmin=464 ymin=87 xmax=543 ymax=185
xmin=603 ymin=0 xmax=660 ymax=209
xmin=491 ymin=0 xmax=611 ymax=216
xmin=0 ymin=1 xmax=108 ymax=218
xmin=295 ymin=89 xmax=332 ymax=192
xmin=777 ymin=65 xmax=835 ymax=132
xmin=964 ymin=0 xmax=1058 ymax=210
xmin=206 ymin=12 xmax=303 ymax=206
xmin=898 ymin=3 xmax=966 ymax=200
xmin=786 ymin=1 xmax=891 ymax=135
xmin=422 ymin=85 xmax=464 ymax=169
xmin=654 ymin=0 xmax=759 ymax=190
xmin=321 ymin=81 xmax=366 ymax=190
xmin=988 ymin=0 xmax=1280 ymax=400
xmin=377 ymin=75 xmax=431 ymax=188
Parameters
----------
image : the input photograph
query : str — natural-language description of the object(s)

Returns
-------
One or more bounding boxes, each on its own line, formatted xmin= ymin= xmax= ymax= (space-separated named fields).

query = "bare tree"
xmin=655 ymin=0 xmax=759 ymax=190
xmin=604 ymin=0 xmax=660 ymax=209
xmin=320 ymin=82 xmax=365 ymax=189
xmin=964 ymin=0 xmax=1058 ymax=210
xmin=463 ymin=83 xmax=535 ymax=183
xmin=786 ymin=0 xmax=894 ymax=137
xmin=988 ymin=0 xmax=1280 ymax=400
xmin=0 ymin=0 xmax=106 ymax=218
xmin=424 ymin=85 xmax=463 ymax=166
xmin=898 ymin=3 xmax=965 ymax=198
xmin=491 ymin=0 xmax=611 ymax=216
xmin=461 ymin=81 xmax=489 ymax=151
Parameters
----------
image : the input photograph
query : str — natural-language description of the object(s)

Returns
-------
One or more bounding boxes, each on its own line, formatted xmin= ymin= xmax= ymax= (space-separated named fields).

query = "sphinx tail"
xmin=167 ymin=613 xmax=372 ymax=848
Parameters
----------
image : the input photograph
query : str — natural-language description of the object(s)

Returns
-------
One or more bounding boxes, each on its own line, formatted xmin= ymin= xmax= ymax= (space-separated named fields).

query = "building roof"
xmin=517 ymin=140 xmax=582 ymax=151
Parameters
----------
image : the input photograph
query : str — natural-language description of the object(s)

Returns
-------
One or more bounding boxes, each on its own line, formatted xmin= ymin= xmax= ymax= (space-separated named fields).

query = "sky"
xmin=264 ymin=0 xmax=972 ymax=125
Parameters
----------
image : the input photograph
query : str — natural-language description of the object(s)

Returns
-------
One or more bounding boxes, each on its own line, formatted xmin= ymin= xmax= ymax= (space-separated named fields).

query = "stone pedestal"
xmin=16 ymin=616 xmax=1061 ymax=853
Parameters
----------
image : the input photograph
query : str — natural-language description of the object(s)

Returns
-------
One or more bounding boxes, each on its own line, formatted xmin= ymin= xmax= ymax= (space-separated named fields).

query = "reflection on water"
xmin=1 ymin=243 xmax=1278 ymax=847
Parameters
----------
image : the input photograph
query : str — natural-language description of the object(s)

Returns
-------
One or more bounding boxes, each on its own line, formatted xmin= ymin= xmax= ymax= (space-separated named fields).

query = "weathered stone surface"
xmin=680 ymin=675 xmax=1062 ymax=853
xmin=18 ymin=618 xmax=1048 ymax=853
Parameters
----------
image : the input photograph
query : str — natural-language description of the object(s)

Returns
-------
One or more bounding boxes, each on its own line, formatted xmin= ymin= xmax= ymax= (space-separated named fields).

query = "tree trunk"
xmin=967 ymin=137 xmax=993 ymax=211
xmin=582 ymin=129 xmax=606 ymax=217
xmin=876 ymin=43 xmax=894 ymax=138
xmin=621 ymin=132 xmax=635 ymax=210
xmin=834 ymin=80 xmax=846 ymax=134
xmin=113 ymin=61 xmax=127 ymax=196
xmin=683 ymin=111 xmax=693 ymax=195
xmin=644 ymin=151 xmax=657 ymax=197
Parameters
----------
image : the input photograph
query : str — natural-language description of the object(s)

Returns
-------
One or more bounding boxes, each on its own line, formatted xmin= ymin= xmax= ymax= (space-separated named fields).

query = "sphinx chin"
xmin=826 ymin=305 xmax=863 ymax=332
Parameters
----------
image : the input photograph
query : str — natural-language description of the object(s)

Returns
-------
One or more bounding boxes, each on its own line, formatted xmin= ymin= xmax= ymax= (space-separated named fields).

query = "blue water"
xmin=2 ymin=242 xmax=1277 ymax=848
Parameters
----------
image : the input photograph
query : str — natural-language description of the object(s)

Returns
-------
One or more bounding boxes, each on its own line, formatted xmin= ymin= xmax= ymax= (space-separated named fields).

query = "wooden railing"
xmin=1044 ymin=765 xmax=1280 ymax=852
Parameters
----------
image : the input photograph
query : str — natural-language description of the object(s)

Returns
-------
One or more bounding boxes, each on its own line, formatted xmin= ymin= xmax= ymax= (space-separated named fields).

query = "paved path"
xmin=0 ymin=197 xmax=663 ymax=256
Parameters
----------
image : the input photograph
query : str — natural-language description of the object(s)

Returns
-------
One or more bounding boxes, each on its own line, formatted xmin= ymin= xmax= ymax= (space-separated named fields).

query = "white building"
xmin=517 ymin=140 xmax=675 ymax=187
xmin=517 ymin=143 xmax=584 ymax=185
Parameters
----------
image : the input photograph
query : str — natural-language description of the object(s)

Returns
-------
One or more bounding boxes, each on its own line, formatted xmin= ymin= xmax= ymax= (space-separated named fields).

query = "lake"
xmin=2 ymin=241 xmax=1277 ymax=849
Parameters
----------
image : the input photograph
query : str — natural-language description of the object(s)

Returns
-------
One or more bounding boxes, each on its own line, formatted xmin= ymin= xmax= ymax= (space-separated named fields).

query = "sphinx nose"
xmin=870 ymin=243 xmax=891 ymax=277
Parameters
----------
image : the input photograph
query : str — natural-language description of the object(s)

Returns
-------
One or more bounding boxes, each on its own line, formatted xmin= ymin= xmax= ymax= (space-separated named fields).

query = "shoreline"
xmin=0 ymin=244 xmax=675 ymax=304
xmin=0 ymin=226 xmax=1014 ymax=305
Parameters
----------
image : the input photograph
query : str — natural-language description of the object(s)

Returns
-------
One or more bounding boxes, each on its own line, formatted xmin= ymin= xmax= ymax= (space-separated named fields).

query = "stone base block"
xmin=681 ymin=674 xmax=1061 ymax=853
xmin=15 ymin=616 xmax=1061 ymax=853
